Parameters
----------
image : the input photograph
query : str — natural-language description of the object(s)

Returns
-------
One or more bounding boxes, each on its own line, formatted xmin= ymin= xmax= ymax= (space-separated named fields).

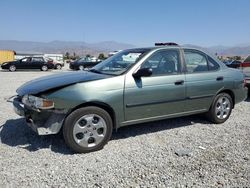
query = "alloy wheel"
xmin=9 ymin=65 xmax=16 ymax=72
xmin=41 ymin=65 xmax=48 ymax=71
xmin=215 ymin=96 xmax=231 ymax=120
xmin=79 ymin=65 xmax=84 ymax=71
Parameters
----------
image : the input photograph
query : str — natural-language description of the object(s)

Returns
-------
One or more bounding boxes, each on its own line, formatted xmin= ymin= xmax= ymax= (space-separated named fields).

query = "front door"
xmin=124 ymin=49 xmax=186 ymax=122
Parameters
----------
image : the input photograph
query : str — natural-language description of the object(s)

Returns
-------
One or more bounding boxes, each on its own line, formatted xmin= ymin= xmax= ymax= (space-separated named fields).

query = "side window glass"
xmin=32 ymin=57 xmax=43 ymax=62
xmin=207 ymin=56 xmax=220 ymax=71
xmin=141 ymin=50 xmax=180 ymax=76
xmin=184 ymin=51 xmax=208 ymax=73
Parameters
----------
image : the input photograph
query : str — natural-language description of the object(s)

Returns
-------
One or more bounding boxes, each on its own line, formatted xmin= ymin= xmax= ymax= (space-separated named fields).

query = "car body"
xmin=241 ymin=55 xmax=250 ymax=87
xmin=224 ymin=60 xmax=241 ymax=69
xmin=11 ymin=45 xmax=248 ymax=153
xmin=44 ymin=54 xmax=65 ymax=69
xmin=69 ymin=57 xmax=102 ymax=70
xmin=1 ymin=56 xmax=54 ymax=71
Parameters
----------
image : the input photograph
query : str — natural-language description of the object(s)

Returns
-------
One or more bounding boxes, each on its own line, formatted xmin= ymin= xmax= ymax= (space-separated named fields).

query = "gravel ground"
xmin=0 ymin=66 xmax=249 ymax=187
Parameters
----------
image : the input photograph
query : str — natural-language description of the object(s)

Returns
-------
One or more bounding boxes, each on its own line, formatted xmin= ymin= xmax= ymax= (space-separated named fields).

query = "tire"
xmin=79 ymin=65 xmax=84 ymax=71
xmin=56 ymin=64 xmax=62 ymax=70
xmin=63 ymin=106 xmax=113 ymax=153
xmin=41 ymin=65 xmax=48 ymax=71
xmin=206 ymin=93 xmax=233 ymax=124
xmin=9 ymin=65 xmax=16 ymax=72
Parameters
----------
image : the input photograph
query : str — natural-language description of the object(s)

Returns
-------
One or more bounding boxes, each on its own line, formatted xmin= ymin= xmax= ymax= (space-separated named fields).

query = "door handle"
xmin=174 ymin=80 xmax=184 ymax=85
xmin=216 ymin=76 xmax=224 ymax=81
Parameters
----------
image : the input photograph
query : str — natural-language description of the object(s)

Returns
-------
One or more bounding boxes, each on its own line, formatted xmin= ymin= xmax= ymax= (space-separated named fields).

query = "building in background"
xmin=0 ymin=50 xmax=16 ymax=64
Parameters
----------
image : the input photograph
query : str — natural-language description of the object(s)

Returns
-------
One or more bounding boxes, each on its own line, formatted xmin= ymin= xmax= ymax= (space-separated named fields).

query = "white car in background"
xmin=44 ymin=54 xmax=64 ymax=69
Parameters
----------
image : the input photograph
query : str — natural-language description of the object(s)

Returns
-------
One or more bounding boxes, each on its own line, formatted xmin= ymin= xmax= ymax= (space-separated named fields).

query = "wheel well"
xmin=67 ymin=102 xmax=116 ymax=129
xmin=219 ymin=89 xmax=235 ymax=108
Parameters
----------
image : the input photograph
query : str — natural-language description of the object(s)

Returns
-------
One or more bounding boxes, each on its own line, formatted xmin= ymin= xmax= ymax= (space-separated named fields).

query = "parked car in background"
xmin=44 ymin=54 xmax=64 ymax=69
xmin=1 ymin=56 xmax=54 ymax=71
xmin=224 ymin=60 xmax=242 ymax=69
xmin=11 ymin=44 xmax=248 ymax=153
xmin=69 ymin=57 xmax=102 ymax=70
xmin=241 ymin=55 xmax=250 ymax=88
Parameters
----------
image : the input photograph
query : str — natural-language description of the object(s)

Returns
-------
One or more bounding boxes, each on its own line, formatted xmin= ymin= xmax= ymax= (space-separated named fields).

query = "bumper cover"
xmin=13 ymin=97 xmax=66 ymax=135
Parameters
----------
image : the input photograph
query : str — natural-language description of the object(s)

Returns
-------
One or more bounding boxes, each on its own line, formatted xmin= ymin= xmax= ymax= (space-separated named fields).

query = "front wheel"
xmin=9 ymin=65 xmax=16 ymax=72
xmin=63 ymin=106 xmax=113 ymax=153
xmin=206 ymin=93 xmax=233 ymax=124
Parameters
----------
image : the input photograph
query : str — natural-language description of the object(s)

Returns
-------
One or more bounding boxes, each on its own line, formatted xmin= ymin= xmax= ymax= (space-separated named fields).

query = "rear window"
xmin=207 ymin=56 xmax=220 ymax=71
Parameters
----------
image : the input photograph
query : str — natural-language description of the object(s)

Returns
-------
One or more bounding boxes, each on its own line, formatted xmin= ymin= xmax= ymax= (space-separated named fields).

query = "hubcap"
xmin=79 ymin=66 xmax=84 ymax=70
xmin=56 ymin=65 xmax=62 ymax=69
xmin=42 ymin=66 xmax=48 ymax=71
xmin=215 ymin=96 xmax=231 ymax=120
xmin=73 ymin=114 xmax=107 ymax=148
xmin=10 ymin=66 xmax=16 ymax=71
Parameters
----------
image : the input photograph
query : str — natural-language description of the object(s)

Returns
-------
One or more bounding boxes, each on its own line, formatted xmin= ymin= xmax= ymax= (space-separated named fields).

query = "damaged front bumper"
xmin=12 ymin=96 xmax=67 ymax=135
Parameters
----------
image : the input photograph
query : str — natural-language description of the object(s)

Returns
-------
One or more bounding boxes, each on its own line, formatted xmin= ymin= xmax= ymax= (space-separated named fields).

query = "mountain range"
xmin=0 ymin=40 xmax=249 ymax=57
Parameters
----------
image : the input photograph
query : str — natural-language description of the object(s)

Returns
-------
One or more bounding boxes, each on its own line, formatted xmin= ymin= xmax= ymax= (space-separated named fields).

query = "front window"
xmin=90 ymin=49 xmax=150 ymax=75
xmin=141 ymin=49 xmax=181 ymax=76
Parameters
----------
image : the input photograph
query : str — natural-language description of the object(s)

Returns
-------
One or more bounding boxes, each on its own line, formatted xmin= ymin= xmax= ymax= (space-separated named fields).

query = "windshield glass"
xmin=91 ymin=49 xmax=150 ymax=75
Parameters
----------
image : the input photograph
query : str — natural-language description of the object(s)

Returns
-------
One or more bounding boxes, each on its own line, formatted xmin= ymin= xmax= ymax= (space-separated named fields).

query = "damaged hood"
xmin=17 ymin=71 xmax=111 ymax=96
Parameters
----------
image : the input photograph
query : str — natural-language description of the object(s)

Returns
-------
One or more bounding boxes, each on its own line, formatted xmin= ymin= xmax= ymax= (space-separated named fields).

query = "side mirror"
xmin=133 ymin=68 xmax=153 ymax=78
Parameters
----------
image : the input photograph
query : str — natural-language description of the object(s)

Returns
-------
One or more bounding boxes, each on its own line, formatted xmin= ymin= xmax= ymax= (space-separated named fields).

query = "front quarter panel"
xmin=45 ymin=75 xmax=125 ymax=126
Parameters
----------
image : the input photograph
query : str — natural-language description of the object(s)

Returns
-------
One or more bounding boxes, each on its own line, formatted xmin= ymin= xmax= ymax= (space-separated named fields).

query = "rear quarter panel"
xmin=222 ymin=68 xmax=247 ymax=104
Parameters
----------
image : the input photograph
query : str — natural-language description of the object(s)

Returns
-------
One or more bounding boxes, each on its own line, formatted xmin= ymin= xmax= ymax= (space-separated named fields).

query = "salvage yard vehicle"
xmin=241 ymin=55 xmax=250 ymax=88
xmin=11 ymin=43 xmax=248 ymax=153
xmin=1 ymin=56 xmax=54 ymax=71
xmin=224 ymin=60 xmax=241 ymax=69
xmin=69 ymin=57 xmax=102 ymax=70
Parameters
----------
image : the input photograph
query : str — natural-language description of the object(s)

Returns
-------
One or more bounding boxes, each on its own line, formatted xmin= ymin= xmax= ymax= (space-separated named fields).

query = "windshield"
xmin=90 ymin=49 xmax=150 ymax=75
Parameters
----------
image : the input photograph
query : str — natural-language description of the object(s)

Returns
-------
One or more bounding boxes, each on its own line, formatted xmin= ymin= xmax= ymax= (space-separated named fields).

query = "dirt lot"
xmin=0 ymin=68 xmax=249 ymax=187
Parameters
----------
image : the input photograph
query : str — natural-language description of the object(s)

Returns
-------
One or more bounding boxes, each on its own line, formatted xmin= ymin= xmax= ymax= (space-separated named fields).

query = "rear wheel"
xmin=63 ymin=106 xmax=113 ymax=153
xmin=79 ymin=65 xmax=84 ymax=71
xmin=41 ymin=65 xmax=48 ymax=71
xmin=206 ymin=93 xmax=233 ymax=124
xmin=56 ymin=64 xmax=62 ymax=70
xmin=9 ymin=65 xmax=16 ymax=72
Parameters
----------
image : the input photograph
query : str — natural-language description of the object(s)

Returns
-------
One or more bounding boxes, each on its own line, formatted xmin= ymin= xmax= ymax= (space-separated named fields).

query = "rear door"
xmin=124 ymin=49 xmax=186 ymax=122
xmin=31 ymin=57 xmax=44 ymax=69
xmin=184 ymin=49 xmax=223 ymax=112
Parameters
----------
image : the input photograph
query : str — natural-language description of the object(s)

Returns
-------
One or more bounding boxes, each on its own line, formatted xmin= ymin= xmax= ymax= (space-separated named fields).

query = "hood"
xmin=17 ymin=71 xmax=111 ymax=96
xmin=2 ymin=61 xmax=16 ymax=65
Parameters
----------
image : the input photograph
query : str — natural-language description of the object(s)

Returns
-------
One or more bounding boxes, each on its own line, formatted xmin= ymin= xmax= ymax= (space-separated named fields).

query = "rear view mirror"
xmin=133 ymin=68 xmax=152 ymax=78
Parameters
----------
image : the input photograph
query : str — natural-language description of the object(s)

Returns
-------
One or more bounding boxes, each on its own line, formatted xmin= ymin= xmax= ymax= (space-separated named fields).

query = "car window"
xmin=207 ymin=56 xmax=220 ymax=71
xmin=92 ymin=49 xmax=150 ymax=75
xmin=141 ymin=50 xmax=181 ymax=76
xmin=184 ymin=51 xmax=208 ymax=73
xmin=21 ymin=57 xmax=32 ymax=62
xmin=32 ymin=57 xmax=44 ymax=62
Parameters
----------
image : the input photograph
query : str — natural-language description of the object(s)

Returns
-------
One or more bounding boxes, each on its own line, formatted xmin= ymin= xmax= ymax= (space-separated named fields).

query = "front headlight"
xmin=22 ymin=95 xmax=54 ymax=109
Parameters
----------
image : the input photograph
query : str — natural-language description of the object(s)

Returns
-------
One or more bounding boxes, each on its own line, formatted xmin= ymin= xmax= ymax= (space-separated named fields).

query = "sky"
xmin=0 ymin=0 xmax=249 ymax=47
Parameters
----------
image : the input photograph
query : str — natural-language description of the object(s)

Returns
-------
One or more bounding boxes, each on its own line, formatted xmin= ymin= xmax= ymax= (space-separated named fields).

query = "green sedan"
xmin=12 ymin=45 xmax=248 ymax=153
